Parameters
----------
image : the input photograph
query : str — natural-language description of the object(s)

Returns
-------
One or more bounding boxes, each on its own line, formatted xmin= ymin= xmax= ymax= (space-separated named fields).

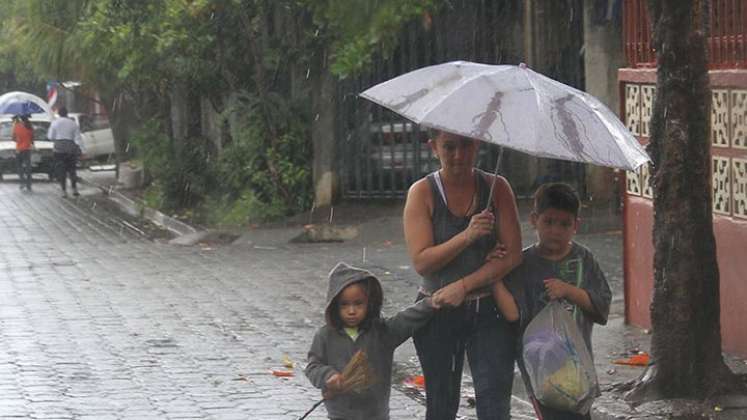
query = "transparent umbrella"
xmin=360 ymin=61 xmax=649 ymax=201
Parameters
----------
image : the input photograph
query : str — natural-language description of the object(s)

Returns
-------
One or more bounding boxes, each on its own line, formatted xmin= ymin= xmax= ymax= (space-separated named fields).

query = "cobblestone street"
xmin=0 ymin=180 xmax=436 ymax=419
xmin=0 ymin=179 xmax=624 ymax=419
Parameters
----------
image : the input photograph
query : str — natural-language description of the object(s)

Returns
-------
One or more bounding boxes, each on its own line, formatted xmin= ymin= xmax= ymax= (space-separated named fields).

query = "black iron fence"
xmin=336 ymin=0 xmax=587 ymax=199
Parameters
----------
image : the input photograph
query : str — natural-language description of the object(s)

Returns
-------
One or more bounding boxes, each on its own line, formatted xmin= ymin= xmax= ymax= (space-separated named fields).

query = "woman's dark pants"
xmin=16 ymin=150 xmax=32 ymax=189
xmin=414 ymin=296 xmax=517 ymax=420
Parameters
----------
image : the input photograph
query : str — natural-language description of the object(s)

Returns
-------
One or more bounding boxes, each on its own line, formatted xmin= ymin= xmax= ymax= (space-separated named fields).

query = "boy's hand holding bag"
xmin=522 ymin=300 xmax=600 ymax=414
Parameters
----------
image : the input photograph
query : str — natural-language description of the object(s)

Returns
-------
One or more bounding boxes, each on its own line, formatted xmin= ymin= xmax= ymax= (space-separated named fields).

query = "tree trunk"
xmin=170 ymin=81 xmax=189 ymax=151
xmin=106 ymin=92 xmax=135 ymax=181
xmin=310 ymin=48 xmax=338 ymax=207
xmin=627 ymin=0 xmax=741 ymax=402
xmin=200 ymin=96 xmax=222 ymax=156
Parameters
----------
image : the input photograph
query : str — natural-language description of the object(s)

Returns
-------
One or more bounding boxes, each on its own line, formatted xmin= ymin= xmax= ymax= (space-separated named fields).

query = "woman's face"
xmin=430 ymin=132 xmax=479 ymax=175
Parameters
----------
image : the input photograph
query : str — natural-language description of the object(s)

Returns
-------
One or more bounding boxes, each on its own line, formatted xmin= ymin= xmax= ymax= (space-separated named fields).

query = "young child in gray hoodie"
xmin=305 ymin=262 xmax=437 ymax=420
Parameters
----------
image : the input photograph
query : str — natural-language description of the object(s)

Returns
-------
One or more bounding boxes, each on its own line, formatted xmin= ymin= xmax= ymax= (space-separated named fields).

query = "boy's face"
xmin=531 ymin=208 xmax=578 ymax=257
xmin=338 ymin=283 xmax=369 ymax=328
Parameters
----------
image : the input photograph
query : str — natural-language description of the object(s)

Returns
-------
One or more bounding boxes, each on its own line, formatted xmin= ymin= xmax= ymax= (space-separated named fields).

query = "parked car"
xmin=363 ymin=121 xmax=438 ymax=190
xmin=67 ymin=112 xmax=115 ymax=163
xmin=362 ymin=121 xmax=491 ymax=191
xmin=0 ymin=117 xmax=55 ymax=180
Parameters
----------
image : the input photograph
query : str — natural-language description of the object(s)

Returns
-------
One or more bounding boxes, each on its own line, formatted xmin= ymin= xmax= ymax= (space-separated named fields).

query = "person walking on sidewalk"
xmin=12 ymin=114 xmax=34 ymax=191
xmin=305 ymin=262 xmax=438 ymax=420
xmin=402 ymin=130 xmax=523 ymax=420
xmin=505 ymin=183 xmax=612 ymax=420
xmin=47 ymin=107 xmax=83 ymax=197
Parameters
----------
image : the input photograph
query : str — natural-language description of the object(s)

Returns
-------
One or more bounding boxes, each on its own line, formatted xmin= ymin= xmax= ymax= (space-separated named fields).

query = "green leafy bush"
xmin=130 ymin=89 xmax=312 ymax=226
xmin=216 ymin=90 xmax=312 ymax=222
xmin=204 ymin=190 xmax=286 ymax=227
xmin=130 ymin=119 xmax=217 ymax=212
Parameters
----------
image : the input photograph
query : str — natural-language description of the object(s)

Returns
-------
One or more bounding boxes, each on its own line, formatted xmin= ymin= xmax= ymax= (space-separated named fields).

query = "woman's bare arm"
xmin=433 ymin=176 xmax=523 ymax=307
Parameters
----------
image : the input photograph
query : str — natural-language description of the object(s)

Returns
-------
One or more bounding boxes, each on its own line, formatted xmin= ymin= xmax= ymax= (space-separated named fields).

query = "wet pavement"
xmin=1 ymin=173 xmax=744 ymax=419
xmin=0 ymin=177 xmax=426 ymax=419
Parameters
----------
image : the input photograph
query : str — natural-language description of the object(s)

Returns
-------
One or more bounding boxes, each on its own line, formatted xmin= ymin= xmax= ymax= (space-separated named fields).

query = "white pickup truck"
xmin=67 ymin=113 xmax=115 ymax=162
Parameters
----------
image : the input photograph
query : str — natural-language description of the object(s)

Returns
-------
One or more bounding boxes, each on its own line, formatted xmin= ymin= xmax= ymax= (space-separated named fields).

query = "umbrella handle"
xmin=484 ymin=146 xmax=505 ymax=212
xmin=298 ymin=398 xmax=325 ymax=420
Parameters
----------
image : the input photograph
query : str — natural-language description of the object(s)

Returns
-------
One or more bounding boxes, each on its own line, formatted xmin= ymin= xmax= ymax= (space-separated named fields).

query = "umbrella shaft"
xmin=485 ymin=147 xmax=505 ymax=211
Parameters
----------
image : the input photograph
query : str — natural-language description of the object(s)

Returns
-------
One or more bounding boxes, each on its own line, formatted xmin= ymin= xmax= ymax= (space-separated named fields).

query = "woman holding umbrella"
xmin=364 ymin=60 xmax=647 ymax=420
xmin=404 ymin=130 xmax=522 ymax=420
xmin=12 ymin=114 xmax=34 ymax=191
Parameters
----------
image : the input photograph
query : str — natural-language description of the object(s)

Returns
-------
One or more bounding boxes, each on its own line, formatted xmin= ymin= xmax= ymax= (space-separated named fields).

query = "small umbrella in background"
xmin=0 ymin=101 xmax=46 ymax=115
xmin=0 ymin=91 xmax=54 ymax=117
xmin=360 ymin=61 xmax=650 ymax=204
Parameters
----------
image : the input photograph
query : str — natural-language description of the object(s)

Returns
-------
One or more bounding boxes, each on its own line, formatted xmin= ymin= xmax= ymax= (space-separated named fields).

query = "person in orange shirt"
xmin=12 ymin=114 xmax=34 ymax=191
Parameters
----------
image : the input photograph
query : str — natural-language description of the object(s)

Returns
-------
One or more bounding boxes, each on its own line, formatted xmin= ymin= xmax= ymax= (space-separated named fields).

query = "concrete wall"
xmin=621 ymin=69 xmax=747 ymax=358
xmin=583 ymin=0 xmax=626 ymax=205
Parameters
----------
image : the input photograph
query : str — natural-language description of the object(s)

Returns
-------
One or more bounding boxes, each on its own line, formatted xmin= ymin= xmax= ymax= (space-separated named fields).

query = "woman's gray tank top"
xmin=422 ymin=169 xmax=497 ymax=294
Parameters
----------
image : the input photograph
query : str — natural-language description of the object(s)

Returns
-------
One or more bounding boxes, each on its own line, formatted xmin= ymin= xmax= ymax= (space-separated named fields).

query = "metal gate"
xmin=337 ymin=0 xmax=587 ymax=198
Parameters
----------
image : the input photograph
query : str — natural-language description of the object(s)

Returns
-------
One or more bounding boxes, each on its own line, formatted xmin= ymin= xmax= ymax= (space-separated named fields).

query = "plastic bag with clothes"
xmin=522 ymin=300 xmax=600 ymax=414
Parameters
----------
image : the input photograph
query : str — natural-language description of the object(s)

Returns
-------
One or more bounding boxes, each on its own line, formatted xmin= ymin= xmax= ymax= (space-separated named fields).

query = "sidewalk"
xmin=78 ymin=169 xmax=746 ymax=419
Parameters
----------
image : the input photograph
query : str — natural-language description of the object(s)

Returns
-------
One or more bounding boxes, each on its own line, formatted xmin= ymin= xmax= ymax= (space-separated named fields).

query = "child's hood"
xmin=325 ymin=262 xmax=383 ymax=325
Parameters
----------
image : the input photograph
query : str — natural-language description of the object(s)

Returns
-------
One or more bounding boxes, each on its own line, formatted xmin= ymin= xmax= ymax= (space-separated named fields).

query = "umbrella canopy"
xmin=360 ymin=61 xmax=649 ymax=171
xmin=0 ymin=91 xmax=54 ymax=118
xmin=0 ymin=101 xmax=46 ymax=115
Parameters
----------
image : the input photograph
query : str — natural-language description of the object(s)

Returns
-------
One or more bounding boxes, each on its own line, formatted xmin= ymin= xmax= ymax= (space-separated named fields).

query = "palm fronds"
xmin=298 ymin=350 xmax=377 ymax=419
xmin=339 ymin=350 xmax=377 ymax=393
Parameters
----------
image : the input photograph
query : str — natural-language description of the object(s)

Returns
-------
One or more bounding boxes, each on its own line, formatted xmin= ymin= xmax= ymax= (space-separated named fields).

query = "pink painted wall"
xmin=624 ymin=196 xmax=747 ymax=357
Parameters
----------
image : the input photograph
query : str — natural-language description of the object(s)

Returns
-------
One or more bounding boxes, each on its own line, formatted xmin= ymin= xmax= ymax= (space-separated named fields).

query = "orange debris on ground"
xmin=271 ymin=370 xmax=294 ymax=377
xmin=612 ymin=352 xmax=650 ymax=366
xmin=404 ymin=375 xmax=425 ymax=388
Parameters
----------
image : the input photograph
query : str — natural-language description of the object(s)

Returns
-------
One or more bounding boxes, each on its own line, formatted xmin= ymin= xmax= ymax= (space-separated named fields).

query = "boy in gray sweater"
xmin=305 ymin=262 xmax=437 ymax=420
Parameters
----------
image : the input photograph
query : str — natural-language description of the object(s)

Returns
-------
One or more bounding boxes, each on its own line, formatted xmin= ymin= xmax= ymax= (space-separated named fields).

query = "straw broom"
xmin=299 ymin=350 xmax=376 ymax=420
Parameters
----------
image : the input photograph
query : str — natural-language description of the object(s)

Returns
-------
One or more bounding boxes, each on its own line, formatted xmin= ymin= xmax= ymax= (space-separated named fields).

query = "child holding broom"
xmin=304 ymin=262 xmax=438 ymax=420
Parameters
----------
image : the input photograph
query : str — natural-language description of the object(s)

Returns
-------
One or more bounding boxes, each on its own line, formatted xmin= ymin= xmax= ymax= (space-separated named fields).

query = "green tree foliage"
xmin=303 ymin=0 xmax=440 ymax=77
xmin=0 ymin=0 xmax=436 ymax=224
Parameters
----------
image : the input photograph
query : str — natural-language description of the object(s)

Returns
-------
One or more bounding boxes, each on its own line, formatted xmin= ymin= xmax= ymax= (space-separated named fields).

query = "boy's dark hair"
xmin=328 ymin=277 xmax=383 ymax=330
xmin=58 ymin=107 xmax=68 ymax=117
xmin=533 ymin=182 xmax=580 ymax=217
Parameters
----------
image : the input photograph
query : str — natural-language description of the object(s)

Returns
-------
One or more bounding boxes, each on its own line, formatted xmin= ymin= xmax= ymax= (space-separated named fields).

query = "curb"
xmin=78 ymin=176 xmax=198 ymax=237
